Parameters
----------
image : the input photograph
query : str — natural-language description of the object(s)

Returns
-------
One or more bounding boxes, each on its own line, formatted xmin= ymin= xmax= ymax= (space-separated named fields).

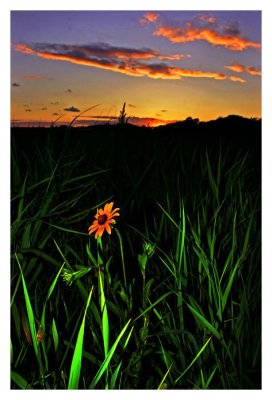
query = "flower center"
xmin=98 ymin=214 xmax=108 ymax=225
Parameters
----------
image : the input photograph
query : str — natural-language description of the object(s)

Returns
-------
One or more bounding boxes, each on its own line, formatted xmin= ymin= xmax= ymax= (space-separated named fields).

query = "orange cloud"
xmin=140 ymin=12 xmax=159 ymax=25
xmin=246 ymin=66 xmax=262 ymax=76
xmin=158 ymin=53 xmax=191 ymax=61
xmin=154 ymin=26 xmax=261 ymax=51
xmin=225 ymin=64 xmax=261 ymax=76
xmin=13 ymin=43 xmax=34 ymax=54
xmin=224 ymin=64 xmax=244 ymax=73
xmin=229 ymin=76 xmax=246 ymax=83
xmin=13 ymin=42 xmax=229 ymax=81
xmin=197 ymin=14 xmax=217 ymax=24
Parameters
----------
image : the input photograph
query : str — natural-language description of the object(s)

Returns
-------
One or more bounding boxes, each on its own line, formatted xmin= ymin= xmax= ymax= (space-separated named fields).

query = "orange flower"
xmin=88 ymin=202 xmax=120 ymax=239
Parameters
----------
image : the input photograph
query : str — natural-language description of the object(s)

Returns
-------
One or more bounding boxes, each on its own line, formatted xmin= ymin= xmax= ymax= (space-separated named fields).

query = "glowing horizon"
xmin=11 ymin=10 xmax=261 ymax=126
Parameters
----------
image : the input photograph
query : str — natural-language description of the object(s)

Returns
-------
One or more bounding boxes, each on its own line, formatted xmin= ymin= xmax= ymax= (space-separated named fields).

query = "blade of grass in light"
xmin=52 ymin=318 xmax=59 ymax=354
xmin=13 ymin=249 xmax=60 ymax=286
xmin=109 ymin=326 xmax=134 ymax=389
xmin=99 ymin=269 xmax=109 ymax=357
xmin=221 ymin=254 xmax=244 ymax=312
xmin=157 ymin=202 xmax=184 ymax=236
xmin=11 ymin=339 xmax=13 ymax=365
xmin=175 ymin=203 xmax=186 ymax=277
xmin=174 ymin=335 xmax=213 ymax=385
xmin=158 ymin=255 xmax=176 ymax=278
xmin=11 ymin=371 xmax=29 ymax=389
xmin=45 ymin=222 xmax=88 ymax=236
xmin=89 ymin=319 xmax=131 ymax=389
xmin=86 ymin=242 xmax=98 ymax=267
xmin=158 ymin=363 xmax=173 ymax=390
xmin=187 ymin=302 xmax=221 ymax=339
xmin=63 ymin=340 xmax=97 ymax=365
xmin=54 ymin=239 xmax=72 ymax=269
xmin=201 ymin=366 xmax=217 ymax=389
xmin=115 ymin=228 xmax=127 ymax=292
xmin=59 ymin=312 xmax=82 ymax=372
xmin=15 ymin=253 xmax=43 ymax=371
xmin=63 ymin=169 xmax=109 ymax=185
xmin=40 ymin=262 xmax=65 ymax=371
xmin=68 ymin=286 xmax=94 ymax=389
xmin=133 ymin=291 xmax=172 ymax=323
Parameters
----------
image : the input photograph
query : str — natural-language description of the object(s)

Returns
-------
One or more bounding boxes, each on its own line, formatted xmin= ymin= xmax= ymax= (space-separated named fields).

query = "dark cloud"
xmin=53 ymin=112 xmax=59 ymax=115
xmin=64 ymin=106 xmax=80 ymax=112
xmin=13 ymin=41 xmax=244 ymax=82
xmin=223 ymin=23 xmax=241 ymax=36
xmin=25 ymin=109 xmax=32 ymax=112
xmin=128 ymin=104 xmax=136 ymax=108
xmin=12 ymin=82 xmax=20 ymax=87
xmin=161 ymin=109 xmax=167 ymax=112
xmin=23 ymin=75 xmax=53 ymax=80
xmin=40 ymin=107 xmax=47 ymax=111
xmin=51 ymin=101 xmax=60 ymax=105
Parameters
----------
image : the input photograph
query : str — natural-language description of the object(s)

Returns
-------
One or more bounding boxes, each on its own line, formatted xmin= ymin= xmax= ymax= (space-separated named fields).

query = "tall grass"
xmin=10 ymin=124 xmax=261 ymax=389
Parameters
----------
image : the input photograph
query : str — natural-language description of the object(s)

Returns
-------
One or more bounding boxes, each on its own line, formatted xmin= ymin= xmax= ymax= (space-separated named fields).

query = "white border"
xmin=2 ymin=1 xmax=271 ymax=399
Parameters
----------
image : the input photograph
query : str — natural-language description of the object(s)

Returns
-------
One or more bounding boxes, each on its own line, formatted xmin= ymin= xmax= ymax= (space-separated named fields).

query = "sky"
xmin=10 ymin=10 xmax=261 ymax=127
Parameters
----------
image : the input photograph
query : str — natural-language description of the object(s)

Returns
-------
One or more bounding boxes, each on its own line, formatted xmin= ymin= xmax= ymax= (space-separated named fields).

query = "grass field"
xmin=10 ymin=117 xmax=261 ymax=389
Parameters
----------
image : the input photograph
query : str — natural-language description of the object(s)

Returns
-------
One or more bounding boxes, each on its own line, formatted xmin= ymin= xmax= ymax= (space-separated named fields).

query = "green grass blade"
xmin=47 ymin=262 xmax=65 ymax=301
xmin=89 ymin=319 xmax=131 ymax=389
xmin=15 ymin=254 xmax=41 ymax=364
xmin=134 ymin=291 xmax=172 ymax=323
xmin=45 ymin=222 xmax=88 ymax=236
xmin=222 ymin=254 xmax=243 ymax=312
xmin=203 ymin=366 xmax=217 ymax=389
xmin=109 ymin=326 xmax=134 ymax=389
xmin=11 ymin=371 xmax=29 ymax=389
xmin=115 ymin=228 xmax=127 ymax=291
xmin=68 ymin=286 xmax=94 ymax=389
xmin=174 ymin=336 xmax=213 ymax=385
xmin=40 ymin=262 xmax=64 ymax=364
xmin=99 ymin=270 xmax=109 ymax=357
xmin=16 ymin=174 xmax=28 ymax=224
xmin=157 ymin=202 xmax=184 ymax=235
xmin=187 ymin=302 xmax=221 ymax=339
xmin=158 ymin=363 xmax=173 ymax=390
xmin=52 ymin=318 xmax=59 ymax=353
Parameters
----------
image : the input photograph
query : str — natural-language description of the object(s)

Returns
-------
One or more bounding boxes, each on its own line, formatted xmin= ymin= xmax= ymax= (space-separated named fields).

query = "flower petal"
xmin=98 ymin=226 xmax=105 ymax=237
xmin=105 ymin=224 xmax=111 ymax=234
xmin=105 ymin=202 xmax=114 ymax=213
xmin=110 ymin=212 xmax=120 ymax=218
xmin=88 ymin=221 xmax=99 ymax=229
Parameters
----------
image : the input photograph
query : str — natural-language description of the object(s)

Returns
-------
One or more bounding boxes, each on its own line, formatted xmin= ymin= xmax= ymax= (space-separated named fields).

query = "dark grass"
xmin=10 ymin=116 xmax=261 ymax=389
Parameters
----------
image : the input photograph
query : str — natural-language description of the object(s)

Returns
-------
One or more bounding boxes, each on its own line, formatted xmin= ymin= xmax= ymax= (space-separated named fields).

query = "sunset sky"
xmin=11 ymin=10 xmax=261 ymax=127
